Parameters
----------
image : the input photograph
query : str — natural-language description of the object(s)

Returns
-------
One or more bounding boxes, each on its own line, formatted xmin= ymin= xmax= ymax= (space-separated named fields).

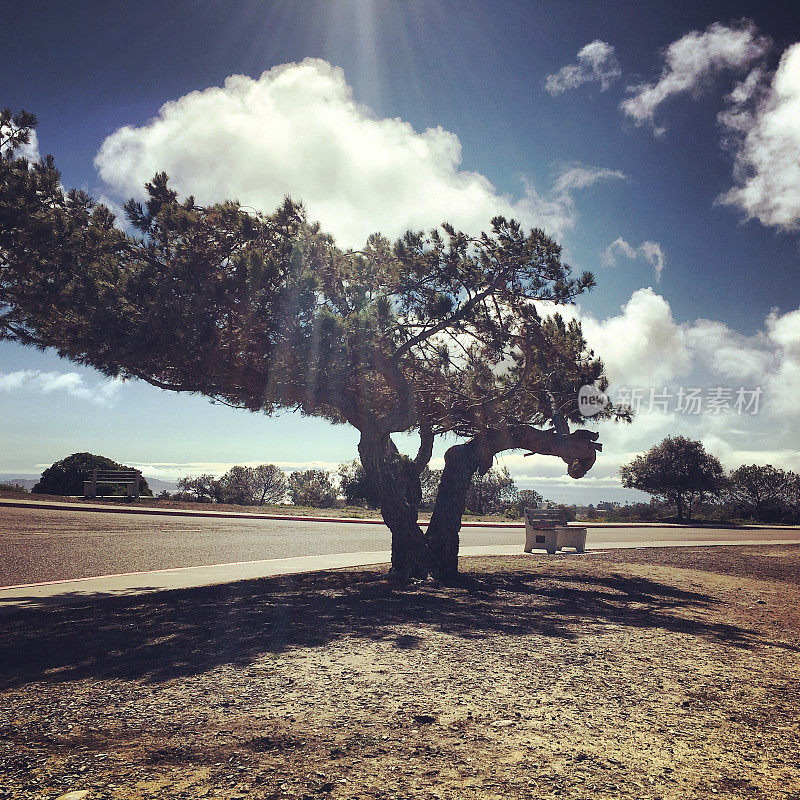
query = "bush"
xmin=33 ymin=453 xmax=152 ymax=497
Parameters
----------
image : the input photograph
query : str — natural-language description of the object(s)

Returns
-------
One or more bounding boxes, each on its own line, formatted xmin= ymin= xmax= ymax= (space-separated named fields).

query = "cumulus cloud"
xmin=0 ymin=370 xmax=122 ymax=406
xmin=521 ymin=289 xmax=800 ymax=493
xmin=94 ymin=58 xmax=623 ymax=246
xmin=545 ymin=41 xmax=621 ymax=95
xmin=717 ymin=43 xmax=800 ymax=231
xmin=621 ymin=20 xmax=769 ymax=134
xmin=601 ymin=237 xmax=665 ymax=281
xmin=577 ymin=288 xmax=690 ymax=386
xmin=682 ymin=319 xmax=770 ymax=380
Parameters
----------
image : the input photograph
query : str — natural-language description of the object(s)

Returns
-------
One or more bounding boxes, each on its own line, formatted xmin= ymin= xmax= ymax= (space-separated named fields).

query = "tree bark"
xmin=675 ymin=493 xmax=685 ymax=522
xmin=425 ymin=426 xmax=602 ymax=578
xmin=358 ymin=428 xmax=437 ymax=581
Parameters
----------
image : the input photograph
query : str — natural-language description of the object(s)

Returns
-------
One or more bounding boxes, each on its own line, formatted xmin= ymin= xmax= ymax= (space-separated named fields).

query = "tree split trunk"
xmin=425 ymin=426 xmax=602 ymax=579
xmin=361 ymin=424 xmax=602 ymax=582
xmin=358 ymin=428 xmax=437 ymax=581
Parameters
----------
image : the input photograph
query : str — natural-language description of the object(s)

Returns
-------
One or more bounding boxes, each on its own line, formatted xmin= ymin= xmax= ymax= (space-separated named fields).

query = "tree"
xmin=0 ymin=112 xmax=621 ymax=580
xmin=420 ymin=467 xmax=443 ymax=510
xmin=176 ymin=474 xmax=217 ymax=502
xmin=210 ymin=464 xmax=288 ymax=505
xmin=620 ymin=437 xmax=724 ymax=522
xmin=464 ymin=466 xmax=517 ymax=515
xmin=289 ymin=469 xmax=338 ymax=508
xmin=33 ymin=452 xmax=152 ymax=497
xmin=514 ymin=488 xmax=544 ymax=518
xmin=726 ymin=464 xmax=790 ymax=522
xmin=251 ymin=464 xmax=288 ymax=505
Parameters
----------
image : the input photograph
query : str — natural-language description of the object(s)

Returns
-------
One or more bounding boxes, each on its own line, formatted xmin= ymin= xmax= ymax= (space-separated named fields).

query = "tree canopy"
xmin=620 ymin=436 xmax=724 ymax=521
xmin=726 ymin=464 xmax=796 ymax=522
xmin=0 ymin=110 xmax=621 ymax=579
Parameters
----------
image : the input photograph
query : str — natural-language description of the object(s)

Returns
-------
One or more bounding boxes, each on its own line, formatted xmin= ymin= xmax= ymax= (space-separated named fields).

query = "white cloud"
xmin=128 ymin=460 xmax=343 ymax=482
xmin=94 ymin=58 xmax=623 ymax=247
xmin=682 ymin=319 xmax=770 ymax=380
xmin=552 ymin=165 xmax=626 ymax=194
xmin=621 ymin=20 xmax=769 ymax=134
xmin=717 ymin=43 xmax=800 ymax=231
xmin=602 ymin=237 xmax=666 ymax=281
xmin=0 ymin=370 xmax=122 ymax=407
xmin=1 ymin=122 xmax=40 ymax=161
xmin=520 ymin=290 xmax=800 ymax=494
xmin=545 ymin=40 xmax=621 ymax=95
xmin=577 ymin=288 xmax=690 ymax=387
xmin=15 ymin=129 xmax=40 ymax=161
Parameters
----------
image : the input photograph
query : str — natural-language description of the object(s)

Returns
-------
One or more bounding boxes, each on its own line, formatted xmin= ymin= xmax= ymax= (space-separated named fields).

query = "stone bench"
xmin=524 ymin=508 xmax=587 ymax=555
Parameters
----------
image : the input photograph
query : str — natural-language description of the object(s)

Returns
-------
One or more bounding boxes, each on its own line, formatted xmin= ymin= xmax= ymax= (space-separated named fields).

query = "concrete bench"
xmin=524 ymin=508 xmax=587 ymax=555
xmin=83 ymin=469 xmax=142 ymax=498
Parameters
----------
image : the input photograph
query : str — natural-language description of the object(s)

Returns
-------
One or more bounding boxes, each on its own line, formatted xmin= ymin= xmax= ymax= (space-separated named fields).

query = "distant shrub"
xmin=0 ymin=481 xmax=28 ymax=493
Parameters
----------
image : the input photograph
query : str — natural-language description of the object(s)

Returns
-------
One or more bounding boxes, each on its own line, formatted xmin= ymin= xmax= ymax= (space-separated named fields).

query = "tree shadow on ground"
xmin=0 ymin=565 xmax=769 ymax=688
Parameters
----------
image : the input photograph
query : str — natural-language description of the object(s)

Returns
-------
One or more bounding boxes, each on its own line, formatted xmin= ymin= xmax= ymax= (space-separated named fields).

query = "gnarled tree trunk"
xmin=358 ymin=428 xmax=438 ymax=581
xmin=425 ymin=427 xmax=602 ymax=578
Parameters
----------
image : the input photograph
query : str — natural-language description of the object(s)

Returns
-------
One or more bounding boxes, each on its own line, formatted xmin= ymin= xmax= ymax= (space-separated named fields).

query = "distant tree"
xmin=33 ymin=452 xmax=152 ymax=497
xmin=338 ymin=460 xmax=380 ymax=507
xmin=289 ymin=469 xmax=337 ymax=508
xmin=213 ymin=466 xmax=255 ymax=505
xmin=420 ymin=467 xmax=443 ymax=510
xmin=514 ymin=488 xmax=544 ymax=517
xmin=176 ymin=474 xmax=217 ymax=503
xmin=726 ymin=464 xmax=790 ymax=522
xmin=464 ymin=466 xmax=518 ymax=514
xmin=251 ymin=464 xmax=288 ymax=505
xmin=620 ymin=436 xmax=724 ymax=522
xmin=422 ymin=467 xmax=526 ymax=515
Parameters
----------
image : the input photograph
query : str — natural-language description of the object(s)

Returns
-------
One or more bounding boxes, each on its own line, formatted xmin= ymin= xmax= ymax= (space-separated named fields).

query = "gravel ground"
xmin=0 ymin=545 xmax=798 ymax=800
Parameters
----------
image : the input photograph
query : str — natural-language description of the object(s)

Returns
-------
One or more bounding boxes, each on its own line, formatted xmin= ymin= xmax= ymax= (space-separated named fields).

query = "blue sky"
xmin=2 ymin=1 xmax=800 ymax=502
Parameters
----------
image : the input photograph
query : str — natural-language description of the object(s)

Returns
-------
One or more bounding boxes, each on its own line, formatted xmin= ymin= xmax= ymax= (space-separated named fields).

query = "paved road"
xmin=2 ymin=504 xmax=800 ymax=587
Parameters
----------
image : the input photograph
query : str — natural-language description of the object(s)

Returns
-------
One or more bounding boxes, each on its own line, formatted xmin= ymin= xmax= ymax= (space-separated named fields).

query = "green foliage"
xmin=0 ymin=108 xmax=37 ymax=158
xmin=420 ymin=467 xmax=443 ymax=510
xmin=620 ymin=436 xmax=724 ymax=521
xmin=288 ymin=469 xmax=337 ymax=508
xmin=33 ymin=452 xmax=152 ymax=497
xmin=725 ymin=464 xmax=795 ymax=523
xmin=510 ymin=488 xmax=545 ymax=519
xmin=421 ymin=465 xmax=523 ymax=515
xmin=176 ymin=474 xmax=217 ymax=503
xmin=465 ymin=466 xmax=518 ymax=515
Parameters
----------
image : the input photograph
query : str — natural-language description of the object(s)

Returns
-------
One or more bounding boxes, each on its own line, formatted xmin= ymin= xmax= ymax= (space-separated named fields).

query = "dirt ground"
xmin=1 ymin=546 xmax=798 ymax=800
